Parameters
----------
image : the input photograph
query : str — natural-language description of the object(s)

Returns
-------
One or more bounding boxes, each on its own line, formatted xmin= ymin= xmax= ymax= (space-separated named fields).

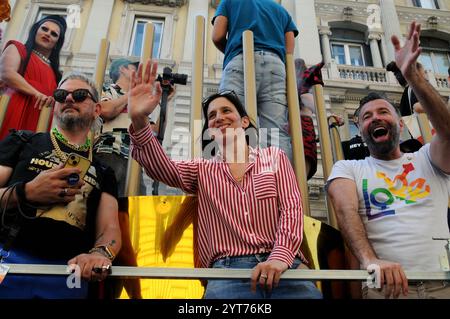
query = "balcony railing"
xmin=337 ymin=65 xmax=387 ymax=83
xmin=435 ymin=73 xmax=449 ymax=89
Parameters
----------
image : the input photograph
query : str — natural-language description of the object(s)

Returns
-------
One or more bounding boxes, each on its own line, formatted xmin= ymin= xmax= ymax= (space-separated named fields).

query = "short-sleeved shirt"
xmin=326 ymin=144 xmax=450 ymax=271
xmin=0 ymin=131 xmax=118 ymax=260
xmin=212 ymin=0 xmax=298 ymax=68
xmin=95 ymin=84 xmax=130 ymax=158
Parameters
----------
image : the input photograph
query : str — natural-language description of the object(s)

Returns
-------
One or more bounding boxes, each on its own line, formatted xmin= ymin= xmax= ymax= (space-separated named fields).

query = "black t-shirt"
xmin=341 ymin=135 xmax=370 ymax=160
xmin=0 ymin=131 xmax=118 ymax=260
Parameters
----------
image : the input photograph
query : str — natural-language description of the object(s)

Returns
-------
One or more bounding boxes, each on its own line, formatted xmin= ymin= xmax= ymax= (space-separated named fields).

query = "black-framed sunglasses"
xmin=53 ymin=89 xmax=98 ymax=103
xmin=202 ymin=90 xmax=239 ymax=108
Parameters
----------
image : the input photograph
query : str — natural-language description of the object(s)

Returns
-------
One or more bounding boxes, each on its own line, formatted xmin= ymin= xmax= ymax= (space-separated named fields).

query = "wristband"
xmin=89 ymin=245 xmax=116 ymax=261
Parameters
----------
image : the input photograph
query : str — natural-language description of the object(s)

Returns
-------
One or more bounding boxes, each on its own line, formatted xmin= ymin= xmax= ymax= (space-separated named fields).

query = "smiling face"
xmin=34 ymin=21 xmax=60 ymax=53
xmin=358 ymin=99 xmax=404 ymax=159
xmin=54 ymin=79 xmax=100 ymax=131
xmin=207 ymin=96 xmax=250 ymax=134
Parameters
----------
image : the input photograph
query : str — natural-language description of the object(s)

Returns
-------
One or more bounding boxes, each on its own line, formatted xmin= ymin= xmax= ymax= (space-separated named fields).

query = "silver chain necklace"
xmin=32 ymin=50 xmax=51 ymax=64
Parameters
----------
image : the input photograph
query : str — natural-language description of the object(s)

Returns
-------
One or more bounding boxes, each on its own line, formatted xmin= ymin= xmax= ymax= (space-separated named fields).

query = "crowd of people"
xmin=0 ymin=0 xmax=449 ymax=300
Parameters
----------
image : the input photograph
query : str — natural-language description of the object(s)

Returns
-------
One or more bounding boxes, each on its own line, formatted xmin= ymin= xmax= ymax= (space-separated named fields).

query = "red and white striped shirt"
xmin=130 ymin=124 xmax=304 ymax=268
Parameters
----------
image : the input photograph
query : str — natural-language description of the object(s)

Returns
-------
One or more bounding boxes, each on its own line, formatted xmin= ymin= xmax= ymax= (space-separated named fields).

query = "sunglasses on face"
xmin=40 ymin=26 xmax=59 ymax=38
xmin=53 ymin=89 xmax=98 ymax=103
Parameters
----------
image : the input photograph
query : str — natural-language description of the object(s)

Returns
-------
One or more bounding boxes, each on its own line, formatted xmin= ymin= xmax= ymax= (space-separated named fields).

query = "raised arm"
xmin=328 ymin=177 xmax=408 ymax=298
xmin=212 ymin=15 xmax=228 ymax=54
xmin=99 ymin=93 xmax=128 ymax=121
xmin=285 ymin=31 xmax=295 ymax=55
xmin=128 ymin=60 xmax=199 ymax=194
xmin=392 ymin=21 xmax=450 ymax=173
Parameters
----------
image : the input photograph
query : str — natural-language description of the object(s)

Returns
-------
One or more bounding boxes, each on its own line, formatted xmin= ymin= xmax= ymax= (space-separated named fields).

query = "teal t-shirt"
xmin=212 ymin=0 xmax=299 ymax=68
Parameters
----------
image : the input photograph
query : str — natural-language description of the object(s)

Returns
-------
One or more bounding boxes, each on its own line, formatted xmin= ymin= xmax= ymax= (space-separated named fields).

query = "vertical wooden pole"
xmin=190 ymin=16 xmax=205 ymax=159
xmin=313 ymin=85 xmax=338 ymax=228
xmin=0 ymin=95 xmax=10 ymax=130
xmin=126 ymin=23 xmax=154 ymax=196
xmin=285 ymin=54 xmax=310 ymax=216
xmin=242 ymin=31 xmax=258 ymax=123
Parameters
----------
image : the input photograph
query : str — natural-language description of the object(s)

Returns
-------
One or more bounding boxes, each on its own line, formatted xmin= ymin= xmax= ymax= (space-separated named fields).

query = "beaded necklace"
xmin=52 ymin=127 xmax=91 ymax=151
xmin=32 ymin=50 xmax=51 ymax=65
xmin=50 ymin=129 xmax=92 ymax=162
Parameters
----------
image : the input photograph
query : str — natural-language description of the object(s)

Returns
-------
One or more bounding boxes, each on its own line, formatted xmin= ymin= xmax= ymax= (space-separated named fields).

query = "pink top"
xmin=130 ymin=123 xmax=304 ymax=268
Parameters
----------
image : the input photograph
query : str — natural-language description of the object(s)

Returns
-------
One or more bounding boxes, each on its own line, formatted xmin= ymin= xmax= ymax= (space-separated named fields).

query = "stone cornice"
xmin=315 ymin=0 xmax=379 ymax=19
xmin=396 ymin=5 xmax=450 ymax=28
xmin=123 ymin=0 xmax=187 ymax=7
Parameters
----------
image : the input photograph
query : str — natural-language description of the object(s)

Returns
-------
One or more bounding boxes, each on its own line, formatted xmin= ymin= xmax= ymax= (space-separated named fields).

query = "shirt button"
xmin=244 ymin=211 xmax=249 ymax=216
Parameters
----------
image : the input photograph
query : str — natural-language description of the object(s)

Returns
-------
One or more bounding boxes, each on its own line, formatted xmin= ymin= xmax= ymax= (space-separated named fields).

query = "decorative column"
xmin=318 ymin=26 xmax=332 ymax=64
xmin=368 ymin=32 xmax=383 ymax=68
xmin=293 ymin=0 xmax=322 ymax=64
xmin=183 ymin=0 xmax=208 ymax=62
xmin=379 ymin=0 xmax=402 ymax=62
xmin=80 ymin=0 xmax=114 ymax=54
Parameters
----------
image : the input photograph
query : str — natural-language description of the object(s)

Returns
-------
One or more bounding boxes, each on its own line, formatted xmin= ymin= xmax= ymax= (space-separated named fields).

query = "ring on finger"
xmin=58 ymin=188 xmax=68 ymax=197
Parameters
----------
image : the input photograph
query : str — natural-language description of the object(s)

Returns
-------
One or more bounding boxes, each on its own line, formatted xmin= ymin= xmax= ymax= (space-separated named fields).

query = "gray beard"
xmin=363 ymin=124 xmax=400 ymax=156
xmin=56 ymin=112 xmax=92 ymax=131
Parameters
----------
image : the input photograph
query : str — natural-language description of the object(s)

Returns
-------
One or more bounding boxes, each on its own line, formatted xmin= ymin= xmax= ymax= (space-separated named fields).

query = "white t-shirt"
xmin=327 ymin=144 xmax=450 ymax=271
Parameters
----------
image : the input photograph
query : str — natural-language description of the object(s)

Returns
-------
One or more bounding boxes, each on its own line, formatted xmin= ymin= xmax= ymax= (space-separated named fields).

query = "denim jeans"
xmin=220 ymin=51 xmax=293 ymax=163
xmin=0 ymin=246 xmax=88 ymax=299
xmin=203 ymin=254 xmax=323 ymax=299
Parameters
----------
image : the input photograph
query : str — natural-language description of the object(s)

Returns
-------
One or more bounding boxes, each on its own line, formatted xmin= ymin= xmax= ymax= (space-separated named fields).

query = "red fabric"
xmin=300 ymin=115 xmax=317 ymax=180
xmin=0 ymin=40 xmax=56 ymax=140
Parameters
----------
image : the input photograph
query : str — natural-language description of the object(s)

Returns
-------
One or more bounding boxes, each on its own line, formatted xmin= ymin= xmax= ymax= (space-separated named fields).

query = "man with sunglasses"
xmin=0 ymin=73 xmax=121 ymax=299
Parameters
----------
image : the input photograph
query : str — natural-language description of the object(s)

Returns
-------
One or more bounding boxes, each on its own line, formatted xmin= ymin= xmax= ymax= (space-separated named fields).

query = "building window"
xmin=412 ymin=0 xmax=439 ymax=9
xmin=129 ymin=17 xmax=164 ymax=58
xmin=331 ymin=43 xmax=365 ymax=66
xmin=420 ymin=51 xmax=450 ymax=74
xmin=329 ymin=26 xmax=373 ymax=67
xmin=419 ymin=36 xmax=450 ymax=74
xmin=37 ymin=9 xmax=67 ymax=21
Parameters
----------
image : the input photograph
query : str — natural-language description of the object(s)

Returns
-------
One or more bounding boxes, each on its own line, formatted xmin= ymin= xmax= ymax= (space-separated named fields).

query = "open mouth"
xmin=371 ymin=126 xmax=389 ymax=140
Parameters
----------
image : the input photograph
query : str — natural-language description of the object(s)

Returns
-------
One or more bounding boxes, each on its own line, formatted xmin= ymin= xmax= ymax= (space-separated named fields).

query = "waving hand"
xmin=128 ymin=60 xmax=162 ymax=131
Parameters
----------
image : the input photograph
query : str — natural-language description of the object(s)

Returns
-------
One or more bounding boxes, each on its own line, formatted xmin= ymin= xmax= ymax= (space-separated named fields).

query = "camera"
xmin=156 ymin=67 xmax=187 ymax=87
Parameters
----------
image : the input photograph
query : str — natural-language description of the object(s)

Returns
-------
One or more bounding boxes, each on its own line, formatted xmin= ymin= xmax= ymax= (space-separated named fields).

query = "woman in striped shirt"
xmin=128 ymin=60 xmax=322 ymax=299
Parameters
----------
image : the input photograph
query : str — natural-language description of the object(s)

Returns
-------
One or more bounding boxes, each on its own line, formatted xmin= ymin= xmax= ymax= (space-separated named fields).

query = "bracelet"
xmin=89 ymin=245 xmax=115 ymax=261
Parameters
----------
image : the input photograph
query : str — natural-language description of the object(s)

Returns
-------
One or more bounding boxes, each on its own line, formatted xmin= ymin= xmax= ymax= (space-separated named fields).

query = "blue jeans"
xmin=0 ymin=247 xmax=88 ymax=299
xmin=220 ymin=51 xmax=293 ymax=163
xmin=204 ymin=254 xmax=323 ymax=299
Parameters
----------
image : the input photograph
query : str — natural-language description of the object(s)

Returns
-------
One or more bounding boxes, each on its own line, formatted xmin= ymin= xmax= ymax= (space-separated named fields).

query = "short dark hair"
xmin=201 ymin=90 xmax=258 ymax=154
xmin=355 ymin=92 xmax=400 ymax=120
